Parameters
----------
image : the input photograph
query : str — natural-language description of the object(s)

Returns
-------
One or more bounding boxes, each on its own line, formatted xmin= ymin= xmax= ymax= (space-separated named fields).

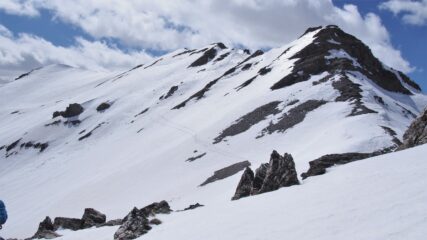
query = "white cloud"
xmin=380 ymin=0 xmax=427 ymax=25
xmin=0 ymin=0 xmax=415 ymax=73
xmin=0 ymin=24 xmax=152 ymax=78
xmin=0 ymin=0 xmax=39 ymax=16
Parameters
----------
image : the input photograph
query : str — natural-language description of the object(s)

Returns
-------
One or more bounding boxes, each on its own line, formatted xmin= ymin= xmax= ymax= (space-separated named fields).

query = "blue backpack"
xmin=0 ymin=200 xmax=7 ymax=225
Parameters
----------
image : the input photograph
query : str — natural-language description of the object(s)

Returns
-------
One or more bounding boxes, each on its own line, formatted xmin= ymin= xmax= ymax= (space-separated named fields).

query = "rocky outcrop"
xmin=399 ymin=107 xmax=427 ymax=150
xmin=32 ymin=217 xmax=61 ymax=239
xmin=259 ymin=151 xmax=299 ymax=193
xmin=251 ymin=163 xmax=269 ymax=195
xmin=231 ymin=167 xmax=254 ymax=200
xmin=31 ymin=208 xmax=108 ymax=239
xmin=259 ymin=100 xmax=327 ymax=136
xmin=53 ymin=217 xmax=83 ymax=231
xmin=232 ymin=151 xmax=299 ymax=200
xmin=301 ymin=152 xmax=379 ymax=179
xmin=139 ymin=200 xmax=172 ymax=216
xmin=188 ymin=47 xmax=218 ymax=68
xmin=53 ymin=103 xmax=84 ymax=119
xmin=114 ymin=207 xmax=152 ymax=240
xmin=81 ymin=208 xmax=106 ymax=229
xmin=30 ymin=203 xmax=170 ymax=240
xmin=200 ymin=161 xmax=251 ymax=186
xmin=114 ymin=201 xmax=171 ymax=240
xmin=100 ymin=219 xmax=123 ymax=227
xmin=214 ymin=101 xmax=282 ymax=143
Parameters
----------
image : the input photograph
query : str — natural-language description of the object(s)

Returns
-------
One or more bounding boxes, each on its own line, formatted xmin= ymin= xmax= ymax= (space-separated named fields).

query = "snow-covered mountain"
xmin=0 ymin=25 xmax=426 ymax=239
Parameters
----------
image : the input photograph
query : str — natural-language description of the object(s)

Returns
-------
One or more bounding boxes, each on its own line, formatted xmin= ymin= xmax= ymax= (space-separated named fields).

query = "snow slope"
xmin=0 ymin=26 xmax=426 ymax=238
xmin=52 ymin=143 xmax=427 ymax=240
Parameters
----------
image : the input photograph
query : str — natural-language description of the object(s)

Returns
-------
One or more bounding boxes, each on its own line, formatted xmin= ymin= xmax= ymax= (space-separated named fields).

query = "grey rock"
xmin=32 ymin=217 xmax=61 ymax=239
xmin=96 ymin=102 xmax=111 ymax=112
xmin=399 ymin=107 xmax=427 ymax=150
xmin=214 ymin=101 xmax=282 ymax=143
xmin=259 ymin=151 xmax=299 ymax=193
xmin=81 ymin=208 xmax=106 ymax=229
xmin=53 ymin=217 xmax=83 ymax=231
xmin=200 ymin=161 xmax=251 ymax=186
xmin=251 ymin=163 xmax=269 ymax=195
xmin=53 ymin=103 xmax=84 ymax=119
xmin=181 ymin=203 xmax=204 ymax=211
xmin=231 ymin=167 xmax=254 ymax=200
xmin=259 ymin=100 xmax=327 ymax=137
xmin=139 ymin=200 xmax=172 ymax=217
xmin=114 ymin=208 xmax=151 ymax=240
xmin=149 ymin=218 xmax=162 ymax=225
xmin=114 ymin=201 xmax=171 ymax=240
xmin=301 ymin=152 xmax=375 ymax=179
xmin=232 ymin=151 xmax=299 ymax=200
xmin=99 ymin=219 xmax=123 ymax=227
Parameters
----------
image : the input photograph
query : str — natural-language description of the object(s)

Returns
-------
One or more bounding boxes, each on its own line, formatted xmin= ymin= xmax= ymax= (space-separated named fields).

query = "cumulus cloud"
xmin=0 ymin=0 xmax=38 ymax=16
xmin=0 ymin=24 xmax=152 ymax=79
xmin=0 ymin=0 xmax=416 ymax=73
xmin=380 ymin=0 xmax=427 ymax=25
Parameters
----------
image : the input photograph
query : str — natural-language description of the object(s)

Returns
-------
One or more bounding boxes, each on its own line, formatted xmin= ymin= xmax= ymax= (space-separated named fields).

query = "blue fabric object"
xmin=0 ymin=200 xmax=7 ymax=224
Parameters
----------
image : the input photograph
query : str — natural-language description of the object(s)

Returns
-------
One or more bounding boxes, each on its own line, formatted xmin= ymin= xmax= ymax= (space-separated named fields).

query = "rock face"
xmin=32 ymin=217 xmax=61 ymax=239
xmin=232 ymin=151 xmax=299 ymax=200
xmin=114 ymin=201 xmax=171 ymax=240
xmin=399 ymin=107 xmax=427 ymax=150
xmin=81 ymin=208 xmax=107 ymax=229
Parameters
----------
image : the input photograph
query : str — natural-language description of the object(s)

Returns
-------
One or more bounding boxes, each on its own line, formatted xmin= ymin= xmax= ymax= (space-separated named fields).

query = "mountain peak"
xmin=273 ymin=25 xmax=421 ymax=93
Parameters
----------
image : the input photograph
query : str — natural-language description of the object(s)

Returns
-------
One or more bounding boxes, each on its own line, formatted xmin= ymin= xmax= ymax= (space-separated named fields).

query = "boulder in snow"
xmin=81 ymin=208 xmax=107 ymax=229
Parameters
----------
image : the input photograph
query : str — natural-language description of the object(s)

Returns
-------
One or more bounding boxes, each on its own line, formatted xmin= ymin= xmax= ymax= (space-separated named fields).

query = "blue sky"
xmin=0 ymin=0 xmax=425 ymax=90
xmin=335 ymin=0 xmax=426 ymax=90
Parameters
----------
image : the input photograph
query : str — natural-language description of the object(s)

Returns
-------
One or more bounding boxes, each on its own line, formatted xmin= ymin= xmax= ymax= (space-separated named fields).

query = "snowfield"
xmin=0 ymin=26 xmax=426 ymax=239
xmin=51 ymin=144 xmax=427 ymax=240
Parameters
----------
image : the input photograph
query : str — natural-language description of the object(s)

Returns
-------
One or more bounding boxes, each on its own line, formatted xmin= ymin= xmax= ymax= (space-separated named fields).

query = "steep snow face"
xmin=0 ymin=26 xmax=425 ymax=238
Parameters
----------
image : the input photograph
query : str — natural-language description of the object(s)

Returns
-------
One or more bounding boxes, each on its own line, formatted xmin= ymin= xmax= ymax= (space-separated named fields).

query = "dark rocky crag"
xmin=232 ymin=151 xmax=299 ymax=200
xmin=271 ymin=25 xmax=420 ymax=95
xmin=399 ymin=107 xmax=427 ymax=150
